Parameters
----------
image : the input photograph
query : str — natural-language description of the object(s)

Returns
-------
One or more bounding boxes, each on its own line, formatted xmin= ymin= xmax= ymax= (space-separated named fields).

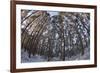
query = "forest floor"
xmin=21 ymin=48 xmax=90 ymax=63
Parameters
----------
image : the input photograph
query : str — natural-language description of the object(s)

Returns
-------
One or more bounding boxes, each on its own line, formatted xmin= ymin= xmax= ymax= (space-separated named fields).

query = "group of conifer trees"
xmin=21 ymin=10 xmax=90 ymax=61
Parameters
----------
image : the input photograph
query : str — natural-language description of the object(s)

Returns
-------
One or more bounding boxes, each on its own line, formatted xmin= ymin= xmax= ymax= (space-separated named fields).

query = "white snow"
xmin=21 ymin=25 xmax=25 ymax=29
xmin=21 ymin=49 xmax=47 ymax=63
xmin=55 ymin=33 xmax=59 ymax=39
xmin=21 ymin=47 xmax=90 ymax=63
xmin=42 ymin=30 xmax=48 ymax=35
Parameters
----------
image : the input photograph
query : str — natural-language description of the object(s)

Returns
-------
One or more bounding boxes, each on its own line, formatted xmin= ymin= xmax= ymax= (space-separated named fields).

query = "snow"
xmin=21 ymin=47 xmax=90 ymax=63
xmin=55 ymin=33 xmax=59 ymax=39
xmin=42 ymin=30 xmax=48 ymax=35
xmin=21 ymin=49 xmax=47 ymax=63
xmin=27 ymin=11 xmax=34 ymax=16
xmin=65 ymin=52 xmax=90 ymax=61
xmin=73 ymin=36 xmax=77 ymax=44
xmin=21 ymin=25 xmax=25 ymax=29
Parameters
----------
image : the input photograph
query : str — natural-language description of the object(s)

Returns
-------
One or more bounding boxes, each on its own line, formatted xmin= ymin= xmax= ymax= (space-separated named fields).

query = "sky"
xmin=47 ymin=11 xmax=59 ymax=17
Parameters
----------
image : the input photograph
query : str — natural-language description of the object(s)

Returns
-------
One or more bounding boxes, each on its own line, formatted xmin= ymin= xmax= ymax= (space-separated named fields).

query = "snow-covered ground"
xmin=21 ymin=48 xmax=90 ymax=63
xmin=21 ymin=49 xmax=47 ymax=63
